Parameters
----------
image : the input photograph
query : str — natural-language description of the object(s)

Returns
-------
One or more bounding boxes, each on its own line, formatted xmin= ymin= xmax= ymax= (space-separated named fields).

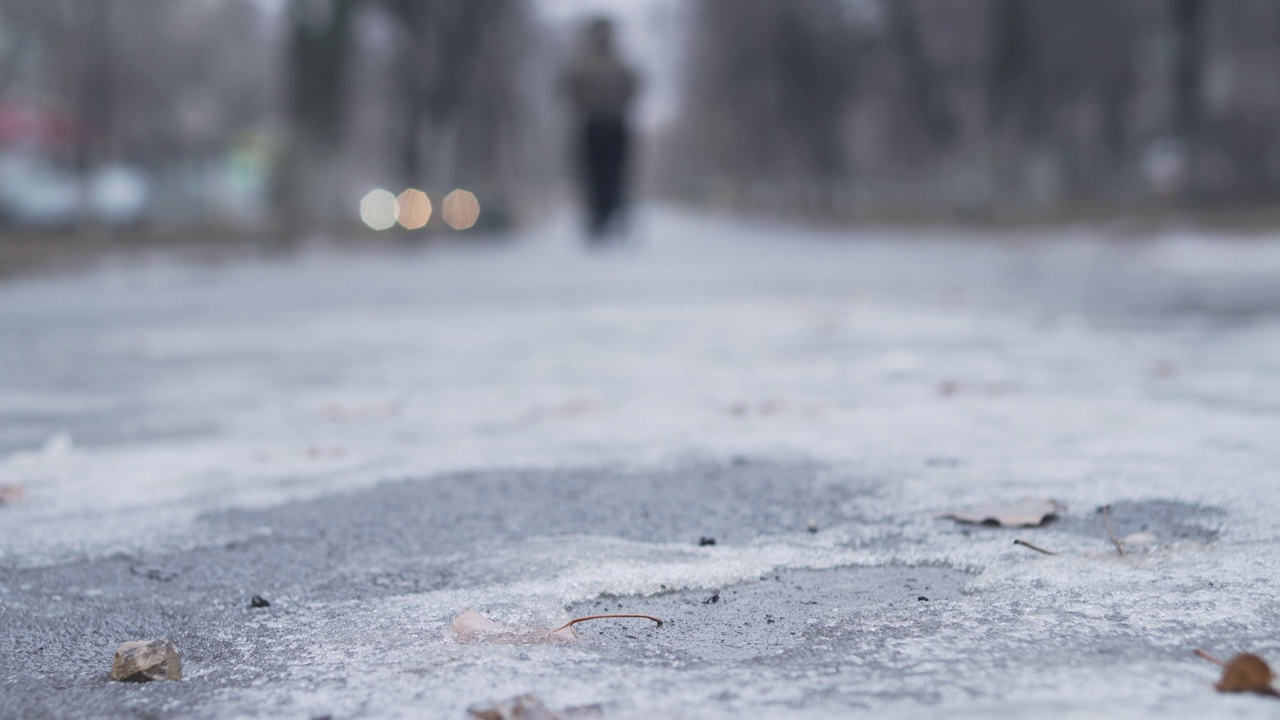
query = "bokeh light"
xmin=359 ymin=189 xmax=398 ymax=231
xmin=442 ymin=189 xmax=481 ymax=231
xmin=396 ymin=189 xmax=432 ymax=229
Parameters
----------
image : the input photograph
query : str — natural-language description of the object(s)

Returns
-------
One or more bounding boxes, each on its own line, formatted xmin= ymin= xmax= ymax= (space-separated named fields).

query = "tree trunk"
xmin=885 ymin=0 xmax=955 ymax=149
xmin=278 ymin=0 xmax=355 ymax=241
xmin=1171 ymin=0 xmax=1203 ymax=194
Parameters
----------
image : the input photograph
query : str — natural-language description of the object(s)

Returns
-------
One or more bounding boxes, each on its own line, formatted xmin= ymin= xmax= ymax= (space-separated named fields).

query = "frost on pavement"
xmin=3 ymin=207 xmax=1280 ymax=719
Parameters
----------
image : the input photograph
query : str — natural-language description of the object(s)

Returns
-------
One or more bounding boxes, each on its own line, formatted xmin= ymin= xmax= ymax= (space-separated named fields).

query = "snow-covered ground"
xmin=3 ymin=206 xmax=1280 ymax=718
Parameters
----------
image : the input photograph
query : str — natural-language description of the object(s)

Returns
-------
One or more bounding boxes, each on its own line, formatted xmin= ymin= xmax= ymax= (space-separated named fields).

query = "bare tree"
xmin=670 ymin=0 xmax=1280 ymax=219
xmin=381 ymin=0 xmax=529 ymax=194
xmin=884 ymin=0 xmax=956 ymax=148
xmin=1171 ymin=0 xmax=1204 ymax=176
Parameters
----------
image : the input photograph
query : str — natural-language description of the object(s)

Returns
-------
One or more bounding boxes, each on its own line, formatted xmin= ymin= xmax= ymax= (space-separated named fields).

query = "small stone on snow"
xmin=110 ymin=639 xmax=182 ymax=682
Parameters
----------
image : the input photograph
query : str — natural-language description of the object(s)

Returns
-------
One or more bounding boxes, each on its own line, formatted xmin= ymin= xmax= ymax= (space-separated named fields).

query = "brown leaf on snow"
xmin=1219 ymin=655 xmax=1277 ymax=695
xmin=938 ymin=499 xmax=1063 ymax=528
xmin=937 ymin=380 xmax=1019 ymax=398
xmin=0 ymin=484 xmax=26 ymax=505
xmin=467 ymin=693 xmax=604 ymax=720
xmin=316 ymin=401 xmax=402 ymax=421
xmin=1196 ymin=649 xmax=1280 ymax=697
xmin=526 ymin=400 xmax=598 ymax=422
xmin=450 ymin=609 xmax=662 ymax=645
xmin=450 ymin=609 xmax=578 ymax=644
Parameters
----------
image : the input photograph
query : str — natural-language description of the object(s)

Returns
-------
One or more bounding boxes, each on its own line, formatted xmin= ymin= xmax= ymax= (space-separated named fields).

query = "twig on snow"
xmin=1013 ymin=539 xmax=1056 ymax=555
xmin=1100 ymin=505 xmax=1125 ymax=556
xmin=548 ymin=614 xmax=664 ymax=634
xmin=1194 ymin=648 xmax=1228 ymax=667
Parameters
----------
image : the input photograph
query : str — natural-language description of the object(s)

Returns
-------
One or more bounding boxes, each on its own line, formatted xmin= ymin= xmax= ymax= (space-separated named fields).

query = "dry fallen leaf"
xmin=316 ymin=401 xmax=402 ymax=421
xmin=1217 ymin=654 xmax=1278 ymax=695
xmin=939 ymin=499 xmax=1063 ymax=528
xmin=468 ymin=694 xmax=562 ymax=720
xmin=467 ymin=694 xmax=603 ymax=720
xmin=0 ymin=484 xmax=26 ymax=505
xmin=1149 ymin=359 xmax=1179 ymax=379
xmin=449 ymin=609 xmax=661 ymax=645
xmin=937 ymin=381 xmax=1019 ymax=398
xmin=451 ymin=609 xmax=577 ymax=644
xmin=1195 ymin=649 xmax=1280 ymax=697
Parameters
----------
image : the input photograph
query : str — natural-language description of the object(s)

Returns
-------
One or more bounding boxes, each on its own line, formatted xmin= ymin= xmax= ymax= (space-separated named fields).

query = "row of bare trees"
xmin=0 ymin=0 xmax=275 ymax=179
xmin=0 ymin=0 xmax=546 ymax=235
xmin=665 ymin=0 xmax=1280 ymax=220
xmin=280 ymin=0 xmax=544 ymax=236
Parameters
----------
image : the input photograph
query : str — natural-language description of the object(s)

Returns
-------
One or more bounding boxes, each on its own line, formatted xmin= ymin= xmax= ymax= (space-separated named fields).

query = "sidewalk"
xmin=3 ymin=207 xmax=1280 ymax=718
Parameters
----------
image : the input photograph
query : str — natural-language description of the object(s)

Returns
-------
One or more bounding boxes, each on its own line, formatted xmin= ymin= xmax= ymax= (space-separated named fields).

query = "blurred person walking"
xmin=562 ymin=17 xmax=640 ymax=240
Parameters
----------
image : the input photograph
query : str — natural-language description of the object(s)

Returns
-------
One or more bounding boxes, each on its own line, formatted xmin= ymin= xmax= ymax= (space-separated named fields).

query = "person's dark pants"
xmin=580 ymin=115 xmax=630 ymax=238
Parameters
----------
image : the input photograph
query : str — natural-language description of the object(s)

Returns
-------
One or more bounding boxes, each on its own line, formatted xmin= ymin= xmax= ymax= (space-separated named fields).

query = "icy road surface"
xmin=3 ymin=207 xmax=1280 ymax=718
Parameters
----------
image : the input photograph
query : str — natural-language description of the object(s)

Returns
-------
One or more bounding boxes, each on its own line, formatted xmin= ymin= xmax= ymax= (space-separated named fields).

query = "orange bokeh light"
xmin=442 ymin=189 xmax=480 ymax=230
xmin=396 ymin=189 xmax=432 ymax=229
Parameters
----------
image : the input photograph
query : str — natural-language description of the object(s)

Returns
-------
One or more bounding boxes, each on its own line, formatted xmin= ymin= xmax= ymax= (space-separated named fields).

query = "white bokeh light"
xmin=359 ymin=189 xmax=399 ymax=231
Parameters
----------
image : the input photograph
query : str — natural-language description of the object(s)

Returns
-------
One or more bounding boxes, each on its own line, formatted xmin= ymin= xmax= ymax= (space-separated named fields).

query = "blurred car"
xmin=88 ymin=164 xmax=151 ymax=226
xmin=0 ymin=154 xmax=79 ymax=228
xmin=0 ymin=154 xmax=152 ymax=229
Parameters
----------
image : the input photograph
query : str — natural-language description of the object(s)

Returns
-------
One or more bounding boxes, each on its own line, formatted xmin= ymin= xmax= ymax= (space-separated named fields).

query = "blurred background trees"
xmin=3 ymin=0 xmax=1280 ymax=237
xmin=0 ymin=0 xmax=279 ymax=229
xmin=665 ymin=0 xmax=1280 ymax=221
xmin=281 ymin=0 xmax=540 ymax=237
xmin=0 ymin=0 xmax=545 ymax=237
